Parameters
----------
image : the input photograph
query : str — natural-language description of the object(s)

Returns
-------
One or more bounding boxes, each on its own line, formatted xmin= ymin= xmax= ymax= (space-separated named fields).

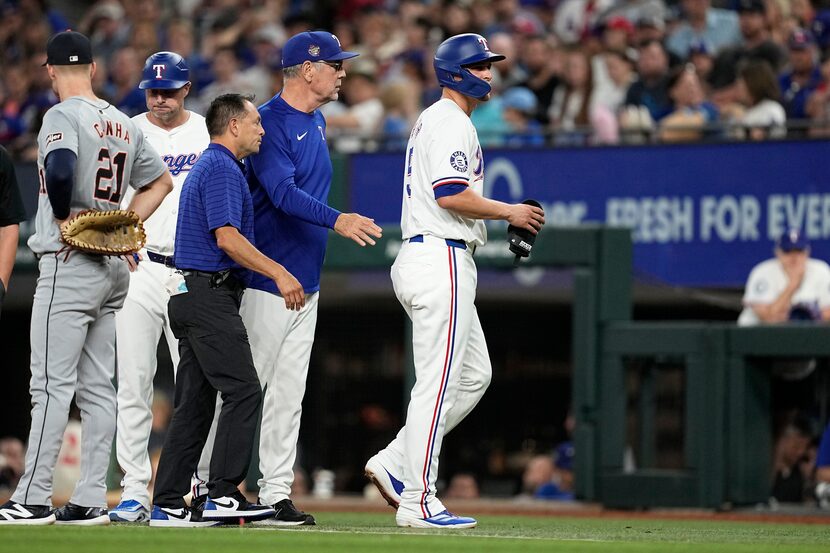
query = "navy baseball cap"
xmin=281 ymin=31 xmax=358 ymax=68
xmin=43 ymin=30 xmax=93 ymax=66
xmin=788 ymin=28 xmax=816 ymax=49
xmin=777 ymin=229 xmax=810 ymax=252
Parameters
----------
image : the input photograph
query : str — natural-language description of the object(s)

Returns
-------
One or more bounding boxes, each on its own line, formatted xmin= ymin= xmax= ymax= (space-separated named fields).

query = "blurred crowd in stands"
xmin=4 ymin=0 xmax=830 ymax=159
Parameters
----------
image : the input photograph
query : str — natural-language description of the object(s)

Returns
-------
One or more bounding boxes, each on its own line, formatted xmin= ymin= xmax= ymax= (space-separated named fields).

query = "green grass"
xmin=1 ymin=512 xmax=828 ymax=553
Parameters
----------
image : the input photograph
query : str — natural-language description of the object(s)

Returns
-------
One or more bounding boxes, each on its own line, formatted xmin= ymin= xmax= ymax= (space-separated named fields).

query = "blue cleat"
xmin=109 ymin=499 xmax=148 ymax=522
xmin=149 ymin=505 xmax=220 ymax=527
xmin=397 ymin=509 xmax=477 ymax=529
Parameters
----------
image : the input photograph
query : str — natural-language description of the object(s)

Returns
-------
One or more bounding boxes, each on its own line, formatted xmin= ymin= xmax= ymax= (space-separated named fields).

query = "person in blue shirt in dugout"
xmin=236 ymin=31 xmax=383 ymax=525
xmin=149 ymin=93 xmax=304 ymax=527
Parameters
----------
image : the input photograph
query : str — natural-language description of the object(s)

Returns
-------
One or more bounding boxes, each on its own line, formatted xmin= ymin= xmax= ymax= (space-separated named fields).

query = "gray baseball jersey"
xmin=28 ymin=96 xmax=165 ymax=254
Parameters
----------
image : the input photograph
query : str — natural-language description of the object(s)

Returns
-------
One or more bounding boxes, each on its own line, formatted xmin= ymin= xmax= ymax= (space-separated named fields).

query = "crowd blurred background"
xmin=4 ymin=0 xmax=830 ymax=159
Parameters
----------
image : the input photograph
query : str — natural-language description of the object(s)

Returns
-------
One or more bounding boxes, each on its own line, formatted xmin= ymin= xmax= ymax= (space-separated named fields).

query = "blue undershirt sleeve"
xmin=44 ymin=148 xmax=76 ymax=220
xmin=434 ymin=183 xmax=468 ymax=199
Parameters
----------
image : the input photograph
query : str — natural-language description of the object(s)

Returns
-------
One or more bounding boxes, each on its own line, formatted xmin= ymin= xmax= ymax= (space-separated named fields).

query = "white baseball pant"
xmin=380 ymin=237 xmax=492 ymax=519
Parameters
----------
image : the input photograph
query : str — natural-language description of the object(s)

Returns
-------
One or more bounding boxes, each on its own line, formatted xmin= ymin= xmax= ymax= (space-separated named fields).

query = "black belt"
xmin=146 ymin=251 xmax=176 ymax=268
xmin=180 ymin=269 xmax=219 ymax=278
xmin=409 ymin=234 xmax=468 ymax=250
xmin=180 ymin=268 xmax=242 ymax=290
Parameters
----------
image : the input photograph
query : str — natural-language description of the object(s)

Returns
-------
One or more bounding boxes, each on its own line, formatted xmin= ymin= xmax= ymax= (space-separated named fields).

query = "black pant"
xmin=153 ymin=273 xmax=262 ymax=507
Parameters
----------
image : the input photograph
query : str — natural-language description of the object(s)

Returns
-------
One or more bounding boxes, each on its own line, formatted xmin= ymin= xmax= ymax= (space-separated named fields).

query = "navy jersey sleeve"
xmin=205 ymin=160 xmax=245 ymax=232
xmin=249 ymin=124 xmax=340 ymax=229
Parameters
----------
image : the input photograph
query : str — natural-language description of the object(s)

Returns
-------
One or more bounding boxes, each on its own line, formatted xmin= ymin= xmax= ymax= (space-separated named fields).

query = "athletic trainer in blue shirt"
xmin=239 ymin=31 xmax=383 ymax=524
xmin=151 ymin=93 xmax=303 ymax=528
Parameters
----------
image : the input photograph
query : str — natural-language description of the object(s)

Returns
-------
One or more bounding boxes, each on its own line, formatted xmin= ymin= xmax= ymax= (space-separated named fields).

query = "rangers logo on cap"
xmin=450 ymin=151 xmax=468 ymax=172
xmin=308 ymin=44 xmax=320 ymax=57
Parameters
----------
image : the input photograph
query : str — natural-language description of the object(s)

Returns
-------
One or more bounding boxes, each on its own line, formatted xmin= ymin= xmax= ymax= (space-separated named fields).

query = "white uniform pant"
xmin=203 ymin=288 xmax=319 ymax=505
xmin=114 ymin=257 xmax=214 ymax=508
xmin=382 ymin=238 xmax=492 ymax=519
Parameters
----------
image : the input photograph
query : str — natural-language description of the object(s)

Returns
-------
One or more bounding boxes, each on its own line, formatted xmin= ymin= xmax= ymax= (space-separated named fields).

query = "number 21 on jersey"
xmin=94 ymin=147 xmax=127 ymax=204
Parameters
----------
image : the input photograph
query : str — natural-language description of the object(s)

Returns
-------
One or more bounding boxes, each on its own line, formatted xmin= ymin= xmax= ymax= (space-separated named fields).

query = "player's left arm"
xmin=125 ymin=128 xmax=173 ymax=221
xmin=426 ymin=124 xmax=544 ymax=233
xmin=437 ymin=189 xmax=544 ymax=234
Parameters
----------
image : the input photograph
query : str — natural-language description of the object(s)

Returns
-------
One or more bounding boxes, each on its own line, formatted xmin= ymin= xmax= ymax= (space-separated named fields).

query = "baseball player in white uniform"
xmin=364 ymin=33 xmax=545 ymax=529
xmin=739 ymin=229 xmax=830 ymax=325
xmin=0 ymin=31 xmax=172 ymax=525
xmin=110 ymin=51 xmax=211 ymax=522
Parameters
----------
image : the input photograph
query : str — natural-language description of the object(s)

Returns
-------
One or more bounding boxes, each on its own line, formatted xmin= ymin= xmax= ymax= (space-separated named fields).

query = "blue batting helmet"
xmin=433 ymin=33 xmax=505 ymax=99
xmin=139 ymin=51 xmax=189 ymax=90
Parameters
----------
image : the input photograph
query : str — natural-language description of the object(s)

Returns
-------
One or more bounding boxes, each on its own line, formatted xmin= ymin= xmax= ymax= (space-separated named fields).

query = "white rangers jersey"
xmin=738 ymin=257 xmax=830 ymax=325
xmin=29 ymin=97 xmax=166 ymax=254
xmin=400 ymin=98 xmax=487 ymax=247
xmin=122 ymin=111 xmax=209 ymax=256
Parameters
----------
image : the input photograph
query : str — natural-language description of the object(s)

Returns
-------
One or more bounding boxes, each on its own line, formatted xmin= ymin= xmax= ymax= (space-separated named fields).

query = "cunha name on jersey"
xmin=163 ymin=152 xmax=201 ymax=176
xmin=93 ymin=119 xmax=131 ymax=143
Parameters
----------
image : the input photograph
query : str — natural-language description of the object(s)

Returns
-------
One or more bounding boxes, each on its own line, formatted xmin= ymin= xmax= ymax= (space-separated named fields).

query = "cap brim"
xmin=139 ymin=80 xmax=190 ymax=90
xmin=325 ymin=51 xmax=360 ymax=61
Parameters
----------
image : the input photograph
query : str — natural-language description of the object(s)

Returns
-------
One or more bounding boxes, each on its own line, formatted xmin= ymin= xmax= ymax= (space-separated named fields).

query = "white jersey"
xmin=400 ymin=98 xmax=487 ymax=247
xmin=122 ymin=111 xmax=209 ymax=256
xmin=738 ymin=257 xmax=830 ymax=325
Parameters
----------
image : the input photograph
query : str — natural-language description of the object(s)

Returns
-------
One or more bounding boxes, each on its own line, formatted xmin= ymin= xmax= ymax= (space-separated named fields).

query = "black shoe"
xmin=54 ymin=502 xmax=110 ymax=525
xmin=202 ymin=491 xmax=275 ymax=522
xmin=0 ymin=501 xmax=55 ymax=525
xmin=271 ymin=499 xmax=315 ymax=526
xmin=190 ymin=494 xmax=207 ymax=516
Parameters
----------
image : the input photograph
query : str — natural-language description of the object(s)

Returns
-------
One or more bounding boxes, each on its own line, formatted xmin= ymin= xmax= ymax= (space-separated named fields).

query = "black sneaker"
xmin=0 ymin=501 xmax=55 ymax=525
xmin=190 ymin=494 xmax=207 ymax=516
xmin=271 ymin=499 xmax=315 ymax=526
xmin=201 ymin=491 xmax=275 ymax=522
xmin=54 ymin=502 xmax=110 ymax=525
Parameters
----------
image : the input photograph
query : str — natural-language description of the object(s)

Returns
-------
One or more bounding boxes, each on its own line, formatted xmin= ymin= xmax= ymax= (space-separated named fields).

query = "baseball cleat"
xmin=149 ymin=505 xmax=221 ymax=527
xmin=201 ymin=492 xmax=275 ymax=522
xmin=109 ymin=499 xmax=149 ymax=522
xmin=0 ymin=501 xmax=55 ymax=525
xmin=269 ymin=499 xmax=315 ymax=526
xmin=396 ymin=510 xmax=477 ymax=529
xmin=54 ymin=502 xmax=110 ymax=525
xmin=365 ymin=454 xmax=403 ymax=509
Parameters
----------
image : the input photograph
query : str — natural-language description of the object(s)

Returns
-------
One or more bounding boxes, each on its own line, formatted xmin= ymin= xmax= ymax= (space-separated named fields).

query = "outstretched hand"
xmin=334 ymin=213 xmax=383 ymax=246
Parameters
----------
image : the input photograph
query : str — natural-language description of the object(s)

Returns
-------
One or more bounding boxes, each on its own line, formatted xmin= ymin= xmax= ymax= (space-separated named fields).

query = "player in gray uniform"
xmin=0 ymin=31 xmax=172 ymax=526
